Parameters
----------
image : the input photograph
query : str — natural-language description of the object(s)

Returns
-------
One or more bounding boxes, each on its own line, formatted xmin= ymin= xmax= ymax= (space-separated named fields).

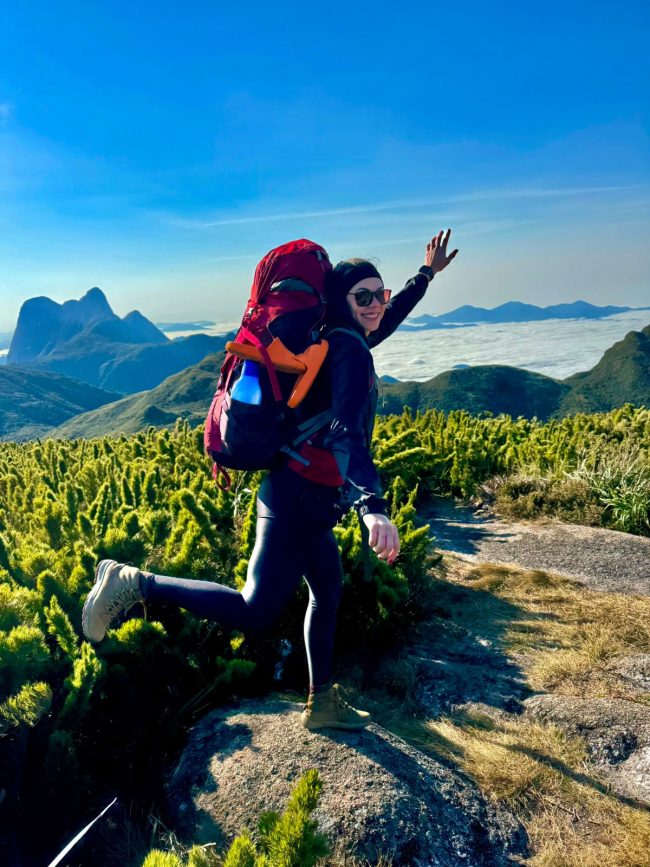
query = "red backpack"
xmin=204 ymin=239 xmax=334 ymax=488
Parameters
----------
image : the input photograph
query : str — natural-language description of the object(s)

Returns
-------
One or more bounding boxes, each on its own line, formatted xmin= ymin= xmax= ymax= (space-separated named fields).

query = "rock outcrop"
xmin=166 ymin=698 xmax=528 ymax=866
xmin=524 ymin=689 xmax=650 ymax=805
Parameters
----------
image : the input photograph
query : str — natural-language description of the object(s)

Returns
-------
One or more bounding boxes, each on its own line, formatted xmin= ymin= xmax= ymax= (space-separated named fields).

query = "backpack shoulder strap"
xmin=325 ymin=326 xmax=370 ymax=351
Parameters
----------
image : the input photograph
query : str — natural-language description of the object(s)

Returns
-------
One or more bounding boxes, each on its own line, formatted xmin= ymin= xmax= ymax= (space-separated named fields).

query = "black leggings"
xmin=143 ymin=467 xmax=343 ymax=689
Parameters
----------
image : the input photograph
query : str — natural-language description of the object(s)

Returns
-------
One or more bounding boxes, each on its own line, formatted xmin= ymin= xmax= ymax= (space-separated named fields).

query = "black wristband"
xmin=418 ymin=265 xmax=434 ymax=282
xmin=355 ymin=495 xmax=389 ymax=518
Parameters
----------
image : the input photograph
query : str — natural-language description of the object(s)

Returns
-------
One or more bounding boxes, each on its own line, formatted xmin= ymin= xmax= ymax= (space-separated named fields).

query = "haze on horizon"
xmin=0 ymin=1 xmax=648 ymax=333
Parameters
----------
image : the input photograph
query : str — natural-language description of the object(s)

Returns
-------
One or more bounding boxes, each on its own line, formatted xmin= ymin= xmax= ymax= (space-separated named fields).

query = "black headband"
xmin=331 ymin=261 xmax=383 ymax=296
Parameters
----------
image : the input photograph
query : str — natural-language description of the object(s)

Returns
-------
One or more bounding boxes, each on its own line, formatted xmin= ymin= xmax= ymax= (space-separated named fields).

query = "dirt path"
xmin=422 ymin=497 xmax=650 ymax=596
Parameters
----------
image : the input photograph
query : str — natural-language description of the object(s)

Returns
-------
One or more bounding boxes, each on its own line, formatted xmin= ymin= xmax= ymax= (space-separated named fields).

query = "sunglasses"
xmin=347 ymin=288 xmax=392 ymax=307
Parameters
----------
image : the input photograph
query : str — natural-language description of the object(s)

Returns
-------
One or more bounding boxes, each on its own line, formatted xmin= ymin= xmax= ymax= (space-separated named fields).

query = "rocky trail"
xmin=417 ymin=498 xmax=650 ymax=814
xmin=167 ymin=505 xmax=650 ymax=863
xmin=423 ymin=497 xmax=650 ymax=596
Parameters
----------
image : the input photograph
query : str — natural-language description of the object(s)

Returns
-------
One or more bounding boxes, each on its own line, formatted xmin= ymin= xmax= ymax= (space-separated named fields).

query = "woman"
xmin=82 ymin=230 xmax=458 ymax=729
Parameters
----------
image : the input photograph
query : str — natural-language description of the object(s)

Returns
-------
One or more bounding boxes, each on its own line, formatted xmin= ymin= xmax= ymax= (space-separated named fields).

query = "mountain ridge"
xmin=401 ymin=300 xmax=650 ymax=330
xmin=37 ymin=323 xmax=649 ymax=441
xmin=7 ymin=286 xmax=168 ymax=367
xmin=0 ymin=366 xmax=121 ymax=441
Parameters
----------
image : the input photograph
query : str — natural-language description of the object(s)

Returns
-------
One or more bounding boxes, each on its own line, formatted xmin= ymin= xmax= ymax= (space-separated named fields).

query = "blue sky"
xmin=0 ymin=0 xmax=648 ymax=332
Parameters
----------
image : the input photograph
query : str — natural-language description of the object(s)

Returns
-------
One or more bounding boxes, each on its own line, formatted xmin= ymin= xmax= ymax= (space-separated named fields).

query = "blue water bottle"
xmin=231 ymin=360 xmax=262 ymax=405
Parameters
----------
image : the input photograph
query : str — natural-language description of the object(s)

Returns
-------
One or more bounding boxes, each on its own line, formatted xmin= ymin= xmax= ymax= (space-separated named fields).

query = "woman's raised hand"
xmin=425 ymin=229 xmax=458 ymax=275
xmin=362 ymin=513 xmax=400 ymax=566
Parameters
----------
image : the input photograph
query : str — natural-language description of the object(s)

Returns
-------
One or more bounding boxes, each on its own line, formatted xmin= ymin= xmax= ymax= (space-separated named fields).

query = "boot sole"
xmin=81 ymin=559 xmax=116 ymax=643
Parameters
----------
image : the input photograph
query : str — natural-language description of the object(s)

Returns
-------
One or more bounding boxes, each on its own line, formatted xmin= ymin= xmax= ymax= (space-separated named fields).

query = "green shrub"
xmin=142 ymin=853 xmax=184 ymax=867
xmin=143 ymin=770 xmax=328 ymax=867
xmin=570 ymin=447 xmax=650 ymax=534
xmin=0 ymin=681 xmax=52 ymax=735
xmin=494 ymin=473 xmax=604 ymax=525
xmin=1 ymin=408 xmax=648 ymax=862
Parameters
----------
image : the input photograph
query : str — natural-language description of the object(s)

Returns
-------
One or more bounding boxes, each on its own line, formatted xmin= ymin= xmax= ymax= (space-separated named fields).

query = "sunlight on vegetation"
xmin=372 ymin=403 xmax=649 ymax=533
xmin=424 ymin=710 xmax=650 ymax=867
xmin=0 ymin=419 xmax=429 ymax=863
xmin=461 ymin=561 xmax=650 ymax=694
xmin=0 ymin=406 xmax=648 ymax=862
xmin=142 ymin=770 xmax=328 ymax=866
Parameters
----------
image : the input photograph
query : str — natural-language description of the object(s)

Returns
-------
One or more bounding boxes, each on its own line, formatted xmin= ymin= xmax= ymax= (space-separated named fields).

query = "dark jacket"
xmin=292 ymin=271 xmax=430 ymax=516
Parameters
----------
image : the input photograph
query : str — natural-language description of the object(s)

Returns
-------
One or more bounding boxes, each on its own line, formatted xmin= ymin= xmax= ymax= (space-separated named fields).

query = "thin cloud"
xmin=162 ymin=185 xmax=638 ymax=230
xmin=343 ymin=218 xmax=541 ymax=251
xmin=449 ymin=184 xmax=635 ymax=202
xmin=162 ymin=198 xmax=434 ymax=229
xmin=0 ymin=102 xmax=13 ymax=124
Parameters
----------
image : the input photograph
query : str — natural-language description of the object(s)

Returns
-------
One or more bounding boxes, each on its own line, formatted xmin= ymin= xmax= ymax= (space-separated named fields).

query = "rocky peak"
xmin=60 ymin=286 xmax=114 ymax=324
xmin=6 ymin=287 xmax=166 ymax=366
xmin=122 ymin=310 xmax=169 ymax=344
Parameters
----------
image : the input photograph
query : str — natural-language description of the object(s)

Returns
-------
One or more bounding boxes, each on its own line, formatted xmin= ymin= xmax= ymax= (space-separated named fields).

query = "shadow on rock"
xmin=369 ymin=568 xmax=535 ymax=720
xmin=422 ymin=497 xmax=512 ymax=557
xmin=524 ymin=694 xmax=650 ymax=808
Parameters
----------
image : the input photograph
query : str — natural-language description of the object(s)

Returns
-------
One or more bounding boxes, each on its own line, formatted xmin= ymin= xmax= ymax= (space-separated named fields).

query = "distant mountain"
xmin=96 ymin=334 xmax=228 ymax=393
xmin=51 ymin=352 xmax=223 ymax=439
xmin=0 ymin=367 xmax=121 ymax=441
xmin=0 ymin=332 xmax=13 ymax=351
xmin=379 ymin=323 xmax=649 ymax=419
xmin=46 ymin=324 xmax=649 ymax=439
xmin=7 ymin=287 xmax=227 ymax=394
xmin=402 ymin=300 xmax=650 ymax=330
xmin=8 ymin=287 xmax=167 ymax=364
xmin=8 ymin=287 xmax=124 ymax=363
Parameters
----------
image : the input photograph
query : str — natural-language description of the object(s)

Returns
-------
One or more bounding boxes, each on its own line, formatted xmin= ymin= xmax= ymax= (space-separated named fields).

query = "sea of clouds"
xmin=158 ymin=310 xmax=650 ymax=382
xmin=371 ymin=310 xmax=650 ymax=381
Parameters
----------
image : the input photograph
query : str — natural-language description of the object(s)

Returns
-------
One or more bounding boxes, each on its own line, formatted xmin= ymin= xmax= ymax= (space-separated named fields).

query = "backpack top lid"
xmin=248 ymin=239 xmax=331 ymax=306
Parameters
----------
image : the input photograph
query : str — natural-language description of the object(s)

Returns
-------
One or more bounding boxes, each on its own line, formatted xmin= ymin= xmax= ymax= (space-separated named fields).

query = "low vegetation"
xmin=1 ymin=405 xmax=649 ymax=863
xmin=373 ymin=403 xmax=650 ymax=534
xmin=492 ymin=443 xmax=650 ymax=534
xmin=0 ymin=420 xmax=429 ymax=864
xmin=142 ymin=559 xmax=650 ymax=865
xmin=142 ymin=770 xmax=329 ymax=867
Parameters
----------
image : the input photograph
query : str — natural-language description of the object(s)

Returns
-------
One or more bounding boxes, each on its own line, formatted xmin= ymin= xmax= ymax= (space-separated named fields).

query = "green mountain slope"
xmin=379 ymin=365 xmax=570 ymax=420
xmin=16 ymin=324 xmax=650 ymax=442
xmin=51 ymin=352 xmax=224 ymax=438
xmin=0 ymin=367 xmax=121 ymax=441
xmin=557 ymin=324 xmax=650 ymax=415
xmin=26 ymin=328 xmax=226 ymax=393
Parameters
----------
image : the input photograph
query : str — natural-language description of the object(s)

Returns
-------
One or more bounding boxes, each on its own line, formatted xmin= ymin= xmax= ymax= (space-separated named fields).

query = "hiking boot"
xmin=82 ymin=559 xmax=144 ymax=643
xmin=301 ymin=683 xmax=371 ymax=730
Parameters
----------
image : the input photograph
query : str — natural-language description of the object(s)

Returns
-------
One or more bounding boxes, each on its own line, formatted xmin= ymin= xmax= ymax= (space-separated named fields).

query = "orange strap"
xmin=224 ymin=337 xmax=329 ymax=408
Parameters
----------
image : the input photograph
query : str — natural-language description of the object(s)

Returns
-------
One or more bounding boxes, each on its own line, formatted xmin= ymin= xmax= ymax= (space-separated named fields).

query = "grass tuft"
xmin=366 ymin=558 xmax=650 ymax=866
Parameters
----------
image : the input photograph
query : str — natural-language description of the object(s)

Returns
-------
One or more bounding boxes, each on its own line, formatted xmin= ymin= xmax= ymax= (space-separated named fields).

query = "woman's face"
xmin=346 ymin=277 xmax=386 ymax=334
